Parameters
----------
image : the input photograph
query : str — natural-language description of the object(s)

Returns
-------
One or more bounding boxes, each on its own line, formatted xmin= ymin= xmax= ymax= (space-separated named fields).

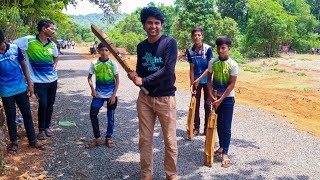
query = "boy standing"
xmin=187 ymin=27 xmax=213 ymax=136
xmin=207 ymin=36 xmax=238 ymax=168
xmin=0 ymin=30 xmax=44 ymax=153
xmin=14 ymin=19 xmax=59 ymax=140
xmin=128 ymin=7 xmax=178 ymax=180
xmin=86 ymin=43 xmax=119 ymax=148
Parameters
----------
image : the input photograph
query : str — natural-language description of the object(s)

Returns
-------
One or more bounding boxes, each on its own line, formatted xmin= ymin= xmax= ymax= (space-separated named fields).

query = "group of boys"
xmin=0 ymin=6 xmax=238 ymax=180
xmin=0 ymin=19 xmax=58 ymax=153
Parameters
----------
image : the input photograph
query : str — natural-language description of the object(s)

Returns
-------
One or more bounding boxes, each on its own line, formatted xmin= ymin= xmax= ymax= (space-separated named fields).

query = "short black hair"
xmin=216 ymin=36 xmax=232 ymax=47
xmin=191 ymin=27 xmax=203 ymax=36
xmin=0 ymin=30 xmax=4 ymax=43
xmin=140 ymin=7 xmax=165 ymax=24
xmin=37 ymin=19 xmax=54 ymax=32
xmin=98 ymin=42 xmax=108 ymax=49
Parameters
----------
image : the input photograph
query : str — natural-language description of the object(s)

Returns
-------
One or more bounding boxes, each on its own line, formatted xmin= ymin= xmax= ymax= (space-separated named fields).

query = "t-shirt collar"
xmin=99 ymin=58 xmax=110 ymax=62
xmin=191 ymin=44 xmax=203 ymax=53
xmin=219 ymin=56 xmax=229 ymax=61
xmin=36 ymin=34 xmax=52 ymax=47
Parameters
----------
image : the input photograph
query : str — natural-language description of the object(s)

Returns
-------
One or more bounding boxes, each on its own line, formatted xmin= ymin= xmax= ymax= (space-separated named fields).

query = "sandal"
xmin=106 ymin=138 xmax=114 ymax=148
xmin=85 ymin=138 xmax=103 ymax=148
xmin=30 ymin=141 xmax=46 ymax=150
xmin=7 ymin=142 xmax=19 ymax=154
xmin=214 ymin=149 xmax=223 ymax=157
xmin=221 ymin=158 xmax=231 ymax=168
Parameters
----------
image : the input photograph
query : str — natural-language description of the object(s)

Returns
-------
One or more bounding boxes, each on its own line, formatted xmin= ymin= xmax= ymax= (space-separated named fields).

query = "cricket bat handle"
xmin=140 ymin=87 xmax=149 ymax=95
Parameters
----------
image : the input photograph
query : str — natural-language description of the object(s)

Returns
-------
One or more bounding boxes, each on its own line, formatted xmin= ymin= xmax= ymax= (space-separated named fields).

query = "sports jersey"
xmin=13 ymin=35 xmax=58 ymax=83
xmin=187 ymin=43 xmax=213 ymax=84
xmin=0 ymin=43 xmax=26 ymax=97
xmin=208 ymin=57 xmax=238 ymax=97
xmin=89 ymin=59 xmax=119 ymax=98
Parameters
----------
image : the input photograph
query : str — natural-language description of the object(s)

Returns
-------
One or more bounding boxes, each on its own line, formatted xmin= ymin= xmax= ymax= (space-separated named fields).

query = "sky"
xmin=63 ymin=0 xmax=174 ymax=15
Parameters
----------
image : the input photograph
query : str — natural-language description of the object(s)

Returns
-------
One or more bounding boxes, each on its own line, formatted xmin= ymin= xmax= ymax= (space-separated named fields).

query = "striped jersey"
xmin=0 ymin=43 xmax=27 ymax=97
xmin=89 ymin=59 xmax=119 ymax=98
xmin=208 ymin=57 xmax=238 ymax=97
xmin=13 ymin=35 xmax=58 ymax=83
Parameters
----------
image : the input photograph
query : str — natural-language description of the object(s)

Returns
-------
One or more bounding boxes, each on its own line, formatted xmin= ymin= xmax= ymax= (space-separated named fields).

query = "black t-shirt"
xmin=136 ymin=35 xmax=178 ymax=97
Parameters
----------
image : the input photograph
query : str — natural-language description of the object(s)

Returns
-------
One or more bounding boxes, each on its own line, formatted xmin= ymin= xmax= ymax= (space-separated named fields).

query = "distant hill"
xmin=70 ymin=13 xmax=125 ymax=31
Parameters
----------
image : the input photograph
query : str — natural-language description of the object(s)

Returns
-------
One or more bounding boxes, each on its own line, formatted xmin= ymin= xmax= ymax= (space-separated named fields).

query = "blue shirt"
xmin=187 ymin=43 xmax=213 ymax=84
xmin=0 ymin=43 xmax=26 ymax=97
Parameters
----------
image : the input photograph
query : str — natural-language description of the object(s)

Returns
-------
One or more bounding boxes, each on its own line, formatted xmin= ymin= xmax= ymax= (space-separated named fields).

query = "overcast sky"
xmin=63 ymin=0 xmax=174 ymax=15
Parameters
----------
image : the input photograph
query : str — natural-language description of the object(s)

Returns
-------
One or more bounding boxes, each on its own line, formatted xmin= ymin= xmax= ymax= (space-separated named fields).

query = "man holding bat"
xmin=128 ymin=6 xmax=178 ymax=180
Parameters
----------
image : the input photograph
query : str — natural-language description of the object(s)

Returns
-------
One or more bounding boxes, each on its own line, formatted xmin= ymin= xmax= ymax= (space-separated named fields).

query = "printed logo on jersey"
xmin=10 ymin=55 xmax=16 ymax=61
xmin=223 ymin=69 xmax=228 ymax=74
xmin=142 ymin=52 xmax=163 ymax=72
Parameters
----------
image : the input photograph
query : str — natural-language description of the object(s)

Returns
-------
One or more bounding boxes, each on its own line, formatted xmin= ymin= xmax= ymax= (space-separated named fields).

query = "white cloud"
xmin=63 ymin=0 xmax=174 ymax=15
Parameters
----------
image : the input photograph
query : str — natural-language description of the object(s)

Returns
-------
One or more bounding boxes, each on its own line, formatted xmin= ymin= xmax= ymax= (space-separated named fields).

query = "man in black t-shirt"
xmin=128 ymin=7 xmax=178 ymax=180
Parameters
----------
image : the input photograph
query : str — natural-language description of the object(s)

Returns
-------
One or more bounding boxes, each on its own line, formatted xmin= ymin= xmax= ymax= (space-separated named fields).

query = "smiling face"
xmin=143 ymin=16 xmax=163 ymax=39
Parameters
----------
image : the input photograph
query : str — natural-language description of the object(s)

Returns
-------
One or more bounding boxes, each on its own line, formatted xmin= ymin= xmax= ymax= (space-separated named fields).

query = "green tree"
xmin=216 ymin=0 xmax=248 ymax=30
xmin=173 ymin=0 xmax=240 ymax=50
xmin=278 ymin=0 xmax=319 ymax=52
xmin=244 ymin=0 xmax=296 ymax=57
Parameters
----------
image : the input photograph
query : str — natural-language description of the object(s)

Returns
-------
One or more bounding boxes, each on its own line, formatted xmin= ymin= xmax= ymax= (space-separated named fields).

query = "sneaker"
xmin=45 ymin=128 xmax=53 ymax=137
xmin=37 ymin=131 xmax=46 ymax=140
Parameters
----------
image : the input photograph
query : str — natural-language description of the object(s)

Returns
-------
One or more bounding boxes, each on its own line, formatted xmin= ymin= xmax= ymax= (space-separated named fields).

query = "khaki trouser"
xmin=137 ymin=91 xmax=178 ymax=180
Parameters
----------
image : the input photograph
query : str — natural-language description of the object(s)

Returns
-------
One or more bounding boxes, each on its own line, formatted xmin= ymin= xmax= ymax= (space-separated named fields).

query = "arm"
xmin=207 ymin=71 xmax=215 ymax=103
xmin=193 ymin=69 xmax=209 ymax=86
xmin=87 ymin=74 xmax=97 ymax=98
xmin=109 ymin=74 xmax=119 ymax=104
xmin=214 ymin=76 xmax=237 ymax=108
xmin=53 ymin=56 xmax=58 ymax=70
xmin=19 ymin=60 xmax=34 ymax=97
xmin=189 ymin=63 xmax=195 ymax=93
xmin=52 ymin=45 xmax=59 ymax=70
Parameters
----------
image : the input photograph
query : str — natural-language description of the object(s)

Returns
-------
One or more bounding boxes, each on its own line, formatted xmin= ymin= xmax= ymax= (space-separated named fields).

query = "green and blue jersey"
xmin=0 ymin=43 xmax=27 ymax=97
xmin=208 ymin=57 xmax=238 ymax=97
xmin=89 ymin=59 xmax=119 ymax=98
xmin=13 ymin=35 xmax=58 ymax=83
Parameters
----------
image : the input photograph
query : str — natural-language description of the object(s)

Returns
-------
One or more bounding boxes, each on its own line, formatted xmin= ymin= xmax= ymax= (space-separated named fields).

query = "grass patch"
xmin=267 ymin=83 xmax=313 ymax=91
xmin=243 ymin=66 xmax=261 ymax=72
xmin=175 ymin=61 xmax=189 ymax=71
xmin=270 ymin=68 xmax=286 ymax=72
xmin=297 ymin=72 xmax=306 ymax=76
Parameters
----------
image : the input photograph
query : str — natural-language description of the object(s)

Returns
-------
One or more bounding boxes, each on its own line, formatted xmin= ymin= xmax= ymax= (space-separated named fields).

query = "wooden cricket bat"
xmin=186 ymin=94 xmax=196 ymax=140
xmin=90 ymin=24 xmax=149 ymax=95
xmin=204 ymin=90 xmax=218 ymax=167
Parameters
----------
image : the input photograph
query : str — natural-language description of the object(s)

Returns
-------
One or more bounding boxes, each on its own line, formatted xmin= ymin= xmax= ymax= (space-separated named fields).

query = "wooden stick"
xmin=204 ymin=90 xmax=218 ymax=167
xmin=186 ymin=94 xmax=196 ymax=140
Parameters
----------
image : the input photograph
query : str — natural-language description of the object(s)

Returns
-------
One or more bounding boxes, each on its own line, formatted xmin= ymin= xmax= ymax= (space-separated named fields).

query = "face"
xmin=98 ymin=47 xmax=109 ymax=59
xmin=143 ymin=16 xmax=163 ymax=38
xmin=0 ymin=42 xmax=5 ymax=53
xmin=217 ymin=44 xmax=230 ymax=59
xmin=192 ymin=31 xmax=204 ymax=45
xmin=43 ymin=24 xmax=55 ymax=38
